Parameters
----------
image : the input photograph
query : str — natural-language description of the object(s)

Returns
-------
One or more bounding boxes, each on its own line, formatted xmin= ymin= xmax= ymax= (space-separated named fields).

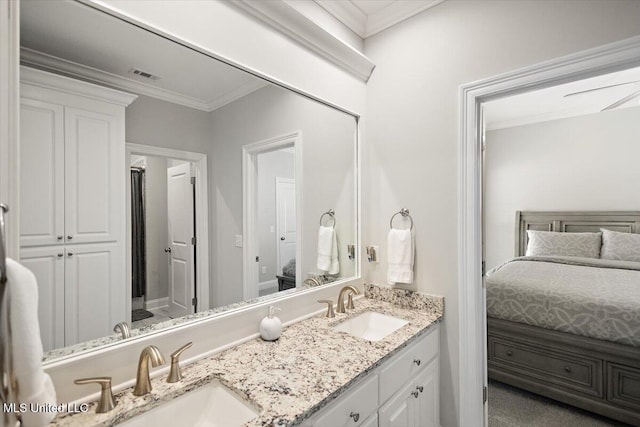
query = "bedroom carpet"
xmin=488 ymin=380 xmax=631 ymax=427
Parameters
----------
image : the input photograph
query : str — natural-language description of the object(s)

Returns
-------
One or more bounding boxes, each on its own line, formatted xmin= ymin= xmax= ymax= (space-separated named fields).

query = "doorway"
xmin=242 ymin=131 xmax=302 ymax=300
xmin=458 ymin=36 xmax=640 ymax=426
xmin=126 ymin=143 xmax=210 ymax=327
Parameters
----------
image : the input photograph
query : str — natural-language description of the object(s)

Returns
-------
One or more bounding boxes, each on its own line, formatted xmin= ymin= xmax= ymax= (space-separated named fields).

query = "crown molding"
xmin=20 ymin=65 xmax=138 ymax=106
xmin=366 ymin=0 xmax=443 ymax=38
xmin=20 ymin=48 xmax=266 ymax=112
xmin=315 ymin=0 xmax=367 ymax=38
xmin=231 ymin=0 xmax=375 ymax=82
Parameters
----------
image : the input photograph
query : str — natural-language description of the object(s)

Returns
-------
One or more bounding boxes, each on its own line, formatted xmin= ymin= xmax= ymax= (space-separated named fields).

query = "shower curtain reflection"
xmin=131 ymin=167 xmax=146 ymax=298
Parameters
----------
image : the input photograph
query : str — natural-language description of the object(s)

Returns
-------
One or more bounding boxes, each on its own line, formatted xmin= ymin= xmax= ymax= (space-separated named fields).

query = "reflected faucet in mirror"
xmin=113 ymin=322 xmax=131 ymax=339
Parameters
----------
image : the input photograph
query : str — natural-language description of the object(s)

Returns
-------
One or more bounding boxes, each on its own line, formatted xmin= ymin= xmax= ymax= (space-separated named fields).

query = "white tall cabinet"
xmin=19 ymin=67 xmax=137 ymax=351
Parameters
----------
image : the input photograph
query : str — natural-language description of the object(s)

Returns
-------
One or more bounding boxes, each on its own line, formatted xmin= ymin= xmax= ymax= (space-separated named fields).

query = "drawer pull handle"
xmin=416 ymin=385 xmax=424 ymax=393
xmin=67 ymin=235 xmax=73 ymax=240
xmin=349 ymin=412 xmax=359 ymax=422
xmin=57 ymin=235 xmax=63 ymax=240
xmin=564 ymin=366 xmax=571 ymax=373
xmin=67 ymin=252 xmax=74 ymax=257
xmin=506 ymin=350 xmax=513 ymax=356
xmin=57 ymin=253 xmax=64 ymax=257
xmin=412 ymin=391 xmax=419 ymax=398
xmin=413 ymin=359 xmax=421 ymax=366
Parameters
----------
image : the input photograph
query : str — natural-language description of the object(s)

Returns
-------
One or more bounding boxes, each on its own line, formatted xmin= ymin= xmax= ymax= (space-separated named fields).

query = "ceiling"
xmin=20 ymin=0 xmax=266 ymax=112
xmin=483 ymin=66 xmax=640 ymax=131
xmin=315 ymin=0 xmax=443 ymax=38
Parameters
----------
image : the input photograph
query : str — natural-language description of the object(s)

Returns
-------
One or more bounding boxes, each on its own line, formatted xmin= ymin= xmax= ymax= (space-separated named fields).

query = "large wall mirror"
xmin=18 ymin=0 xmax=358 ymax=361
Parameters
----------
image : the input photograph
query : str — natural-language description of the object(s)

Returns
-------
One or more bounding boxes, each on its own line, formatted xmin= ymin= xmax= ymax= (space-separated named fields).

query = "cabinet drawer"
xmin=314 ymin=374 xmax=378 ymax=427
xmin=488 ymin=336 xmax=602 ymax=397
xmin=380 ymin=327 xmax=439 ymax=404
xmin=607 ymin=363 xmax=640 ymax=412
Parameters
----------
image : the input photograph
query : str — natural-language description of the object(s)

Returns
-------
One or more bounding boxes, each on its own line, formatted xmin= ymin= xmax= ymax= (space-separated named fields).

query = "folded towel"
xmin=317 ymin=226 xmax=339 ymax=275
xmin=3 ymin=259 xmax=57 ymax=427
xmin=387 ymin=229 xmax=414 ymax=285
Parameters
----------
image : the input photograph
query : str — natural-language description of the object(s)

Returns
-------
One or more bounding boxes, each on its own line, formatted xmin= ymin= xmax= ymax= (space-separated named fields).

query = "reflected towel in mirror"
xmin=2 ymin=259 xmax=57 ymax=426
xmin=317 ymin=226 xmax=339 ymax=275
xmin=387 ymin=229 xmax=414 ymax=285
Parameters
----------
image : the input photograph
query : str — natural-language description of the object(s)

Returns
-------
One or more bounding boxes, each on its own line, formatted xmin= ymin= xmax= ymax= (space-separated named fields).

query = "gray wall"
xmin=363 ymin=1 xmax=640 ymax=425
xmin=484 ymin=107 xmax=640 ymax=270
xmin=209 ymin=84 xmax=357 ymax=307
xmin=257 ymin=149 xmax=295 ymax=284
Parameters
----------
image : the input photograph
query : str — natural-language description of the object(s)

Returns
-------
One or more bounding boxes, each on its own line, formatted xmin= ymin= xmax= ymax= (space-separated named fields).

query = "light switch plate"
xmin=235 ymin=235 xmax=243 ymax=247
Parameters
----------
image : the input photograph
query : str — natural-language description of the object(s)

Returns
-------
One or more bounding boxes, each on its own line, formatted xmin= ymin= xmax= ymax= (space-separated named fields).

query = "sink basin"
xmin=334 ymin=311 xmax=409 ymax=341
xmin=120 ymin=382 xmax=260 ymax=427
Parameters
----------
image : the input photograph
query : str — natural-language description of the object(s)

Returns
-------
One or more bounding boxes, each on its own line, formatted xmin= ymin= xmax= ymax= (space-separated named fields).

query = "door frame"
xmin=458 ymin=35 xmax=640 ymax=425
xmin=125 ymin=143 xmax=210 ymax=322
xmin=242 ymin=131 xmax=302 ymax=300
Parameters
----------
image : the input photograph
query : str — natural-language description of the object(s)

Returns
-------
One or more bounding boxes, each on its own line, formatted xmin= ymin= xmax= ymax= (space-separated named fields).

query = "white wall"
xmin=485 ymin=107 xmax=640 ymax=270
xmin=208 ymin=84 xmax=357 ymax=307
xmin=257 ymin=149 xmax=295 ymax=284
xmin=363 ymin=1 xmax=640 ymax=425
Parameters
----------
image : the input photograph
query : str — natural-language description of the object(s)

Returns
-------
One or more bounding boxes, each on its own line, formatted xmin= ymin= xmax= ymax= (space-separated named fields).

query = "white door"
xmin=275 ymin=177 xmax=296 ymax=276
xmin=379 ymin=381 xmax=417 ymax=427
xmin=167 ymin=163 xmax=195 ymax=318
xmin=415 ymin=360 xmax=439 ymax=427
xmin=20 ymin=247 xmax=65 ymax=351
xmin=64 ymin=106 xmax=122 ymax=244
xmin=64 ymin=242 xmax=122 ymax=346
xmin=19 ymin=98 xmax=64 ymax=247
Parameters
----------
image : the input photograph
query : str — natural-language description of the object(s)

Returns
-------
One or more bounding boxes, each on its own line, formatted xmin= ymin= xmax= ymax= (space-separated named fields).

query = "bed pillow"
xmin=600 ymin=228 xmax=640 ymax=262
xmin=525 ymin=230 xmax=602 ymax=258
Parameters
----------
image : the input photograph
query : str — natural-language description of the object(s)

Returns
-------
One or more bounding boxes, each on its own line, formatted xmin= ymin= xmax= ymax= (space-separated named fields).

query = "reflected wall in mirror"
xmin=18 ymin=0 xmax=358 ymax=361
xmin=482 ymin=67 xmax=640 ymax=425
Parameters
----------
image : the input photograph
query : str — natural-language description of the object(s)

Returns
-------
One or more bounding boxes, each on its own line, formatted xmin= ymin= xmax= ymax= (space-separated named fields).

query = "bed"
xmin=486 ymin=211 xmax=640 ymax=425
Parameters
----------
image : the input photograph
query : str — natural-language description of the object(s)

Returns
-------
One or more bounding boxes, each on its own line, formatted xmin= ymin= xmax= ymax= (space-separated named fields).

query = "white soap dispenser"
xmin=260 ymin=306 xmax=282 ymax=341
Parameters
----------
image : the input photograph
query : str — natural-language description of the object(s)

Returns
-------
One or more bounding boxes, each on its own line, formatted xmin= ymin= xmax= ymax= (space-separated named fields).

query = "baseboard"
xmin=258 ymin=279 xmax=278 ymax=293
xmin=144 ymin=297 xmax=168 ymax=310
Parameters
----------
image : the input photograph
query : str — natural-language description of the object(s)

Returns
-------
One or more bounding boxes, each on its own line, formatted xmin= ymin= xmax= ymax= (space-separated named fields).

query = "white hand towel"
xmin=317 ymin=226 xmax=339 ymax=275
xmin=4 ymin=259 xmax=57 ymax=427
xmin=387 ymin=229 xmax=414 ymax=285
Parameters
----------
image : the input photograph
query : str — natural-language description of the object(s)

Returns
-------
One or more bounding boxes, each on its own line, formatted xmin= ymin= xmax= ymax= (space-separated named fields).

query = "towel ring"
xmin=320 ymin=209 xmax=336 ymax=228
xmin=390 ymin=208 xmax=413 ymax=231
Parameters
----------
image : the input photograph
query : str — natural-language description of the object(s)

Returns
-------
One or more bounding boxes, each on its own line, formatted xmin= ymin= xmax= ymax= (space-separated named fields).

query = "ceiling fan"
xmin=564 ymin=79 xmax=640 ymax=111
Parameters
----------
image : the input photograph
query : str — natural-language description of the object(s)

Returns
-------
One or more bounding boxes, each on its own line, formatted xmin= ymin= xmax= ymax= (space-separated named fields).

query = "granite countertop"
xmin=52 ymin=284 xmax=443 ymax=427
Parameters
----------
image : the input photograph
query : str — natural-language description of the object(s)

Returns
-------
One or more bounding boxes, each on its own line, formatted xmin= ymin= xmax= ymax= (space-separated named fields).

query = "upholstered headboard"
xmin=515 ymin=211 xmax=640 ymax=256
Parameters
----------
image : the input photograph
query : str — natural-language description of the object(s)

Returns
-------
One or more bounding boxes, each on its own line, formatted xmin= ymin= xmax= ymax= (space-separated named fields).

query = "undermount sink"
xmin=120 ymin=381 xmax=260 ymax=427
xmin=334 ymin=311 xmax=409 ymax=341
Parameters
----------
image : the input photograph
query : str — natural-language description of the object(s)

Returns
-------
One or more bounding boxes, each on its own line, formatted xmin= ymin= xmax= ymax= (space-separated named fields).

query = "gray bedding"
xmin=486 ymin=256 xmax=640 ymax=347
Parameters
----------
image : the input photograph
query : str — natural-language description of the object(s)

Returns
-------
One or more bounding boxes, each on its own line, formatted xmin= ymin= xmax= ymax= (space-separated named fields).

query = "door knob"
xmin=280 ymin=237 xmax=285 ymax=241
xmin=164 ymin=247 xmax=172 ymax=253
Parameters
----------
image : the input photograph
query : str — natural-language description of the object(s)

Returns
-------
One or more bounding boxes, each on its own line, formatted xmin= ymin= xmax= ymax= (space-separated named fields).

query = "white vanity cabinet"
xmin=304 ymin=325 xmax=439 ymax=427
xmin=19 ymin=67 xmax=136 ymax=349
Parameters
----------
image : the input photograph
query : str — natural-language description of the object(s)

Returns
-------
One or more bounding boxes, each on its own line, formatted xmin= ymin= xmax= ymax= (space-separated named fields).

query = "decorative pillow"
xmin=525 ymin=230 xmax=602 ymax=258
xmin=600 ymin=228 xmax=640 ymax=262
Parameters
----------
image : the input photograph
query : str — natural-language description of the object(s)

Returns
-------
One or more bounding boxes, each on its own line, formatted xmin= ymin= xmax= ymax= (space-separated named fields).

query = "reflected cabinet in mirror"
xmin=18 ymin=0 xmax=358 ymax=361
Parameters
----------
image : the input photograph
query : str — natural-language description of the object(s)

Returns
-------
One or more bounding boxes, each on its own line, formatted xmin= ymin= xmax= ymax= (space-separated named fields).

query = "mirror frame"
xmin=17 ymin=0 xmax=362 ymax=365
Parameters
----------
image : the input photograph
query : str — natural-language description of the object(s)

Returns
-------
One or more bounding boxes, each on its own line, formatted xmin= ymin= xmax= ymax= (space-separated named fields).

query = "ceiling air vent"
xmin=128 ymin=68 xmax=160 ymax=81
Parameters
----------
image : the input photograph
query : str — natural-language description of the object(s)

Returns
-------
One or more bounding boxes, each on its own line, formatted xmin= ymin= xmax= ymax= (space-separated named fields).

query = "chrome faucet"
xmin=337 ymin=285 xmax=359 ymax=313
xmin=133 ymin=345 xmax=166 ymax=396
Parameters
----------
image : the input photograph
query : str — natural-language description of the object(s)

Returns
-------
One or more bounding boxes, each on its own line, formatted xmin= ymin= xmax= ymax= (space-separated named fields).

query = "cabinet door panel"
xmin=20 ymin=247 xmax=65 ymax=351
xmin=64 ymin=107 xmax=122 ymax=243
xmin=64 ymin=243 xmax=124 ymax=345
xmin=20 ymin=99 xmax=64 ymax=247
xmin=379 ymin=381 xmax=416 ymax=427
xmin=415 ymin=359 xmax=439 ymax=427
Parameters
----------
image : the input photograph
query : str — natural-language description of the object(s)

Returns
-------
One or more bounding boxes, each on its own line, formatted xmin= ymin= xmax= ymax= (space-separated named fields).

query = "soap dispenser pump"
xmin=260 ymin=306 xmax=282 ymax=341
